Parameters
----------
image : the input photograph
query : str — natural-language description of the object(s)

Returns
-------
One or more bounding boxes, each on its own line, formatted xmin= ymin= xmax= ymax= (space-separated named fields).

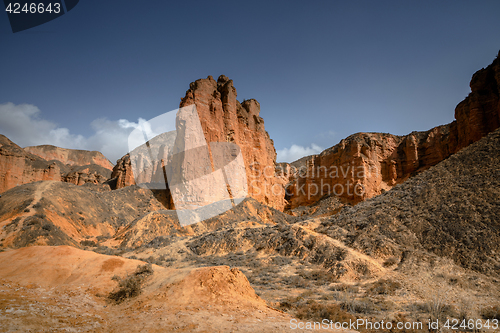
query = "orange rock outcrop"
xmin=285 ymin=52 xmax=500 ymax=208
xmin=112 ymin=75 xmax=286 ymax=211
xmin=24 ymin=145 xmax=113 ymax=170
xmin=0 ymin=135 xmax=111 ymax=193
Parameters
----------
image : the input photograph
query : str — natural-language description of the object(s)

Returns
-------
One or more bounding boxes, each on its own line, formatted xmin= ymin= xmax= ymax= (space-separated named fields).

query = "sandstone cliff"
xmin=24 ymin=145 xmax=114 ymax=170
xmin=285 ymin=52 xmax=500 ymax=208
xmin=0 ymin=135 xmax=66 ymax=193
xmin=0 ymin=135 xmax=112 ymax=193
xmin=112 ymin=75 xmax=286 ymax=211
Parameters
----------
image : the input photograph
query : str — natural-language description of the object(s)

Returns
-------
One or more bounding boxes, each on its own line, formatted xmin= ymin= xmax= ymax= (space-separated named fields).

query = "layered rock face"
xmin=0 ymin=135 xmax=111 ymax=193
xmin=180 ymin=75 xmax=285 ymax=211
xmin=454 ymin=52 xmax=500 ymax=149
xmin=24 ymin=145 xmax=113 ymax=170
xmin=0 ymin=135 xmax=65 ymax=193
xmin=285 ymin=52 xmax=500 ymax=208
xmin=285 ymin=125 xmax=457 ymax=207
xmin=112 ymin=75 xmax=286 ymax=211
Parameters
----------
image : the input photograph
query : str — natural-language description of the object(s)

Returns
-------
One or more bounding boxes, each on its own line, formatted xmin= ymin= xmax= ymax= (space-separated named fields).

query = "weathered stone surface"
xmin=316 ymin=127 xmax=500 ymax=277
xmin=180 ymin=75 xmax=286 ymax=211
xmin=454 ymin=51 xmax=500 ymax=149
xmin=64 ymin=165 xmax=112 ymax=186
xmin=110 ymin=153 xmax=135 ymax=190
xmin=112 ymin=75 xmax=286 ymax=211
xmin=24 ymin=145 xmax=114 ymax=170
xmin=0 ymin=135 xmax=66 ymax=193
xmin=0 ymin=135 xmax=112 ymax=193
xmin=285 ymin=53 xmax=500 ymax=208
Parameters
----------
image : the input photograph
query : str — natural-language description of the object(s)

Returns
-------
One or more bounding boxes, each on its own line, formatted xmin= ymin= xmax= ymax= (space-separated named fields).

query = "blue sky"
xmin=1 ymin=1 xmax=500 ymax=162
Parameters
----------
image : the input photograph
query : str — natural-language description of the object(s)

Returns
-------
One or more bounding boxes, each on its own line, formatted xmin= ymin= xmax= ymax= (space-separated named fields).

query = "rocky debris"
xmin=188 ymin=222 xmax=385 ymax=280
xmin=111 ymin=197 xmax=297 ymax=249
xmin=112 ymin=75 xmax=287 ymax=211
xmin=24 ymin=145 xmax=113 ymax=170
xmin=316 ymin=128 xmax=500 ymax=277
xmin=64 ymin=164 xmax=112 ymax=185
xmin=287 ymin=194 xmax=345 ymax=218
xmin=285 ymin=52 xmax=500 ymax=208
xmin=113 ymin=210 xmax=189 ymax=248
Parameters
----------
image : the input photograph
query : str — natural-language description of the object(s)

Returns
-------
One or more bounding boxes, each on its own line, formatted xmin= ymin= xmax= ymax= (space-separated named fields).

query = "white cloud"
xmin=316 ymin=130 xmax=336 ymax=140
xmin=0 ymin=102 xmax=144 ymax=163
xmin=1 ymin=102 xmax=324 ymax=165
xmin=276 ymin=143 xmax=324 ymax=163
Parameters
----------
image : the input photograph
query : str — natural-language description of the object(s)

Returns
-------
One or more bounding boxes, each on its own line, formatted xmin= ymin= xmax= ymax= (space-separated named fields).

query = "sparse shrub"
xmin=34 ymin=212 xmax=46 ymax=219
xmin=80 ymin=240 xmax=97 ymax=247
xmin=343 ymin=298 xmax=375 ymax=314
xmin=480 ymin=305 xmax=500 ymax=320
xmin=330 ymin=283 xmax=359 ymax=293
xmin=96 ymin=235 xmax=110 ymax=242
xmin=93 ymin=246 xmax=122 ymax=256
xmin=368 ymin=278 xmax=402 ymax=295
xmin=32 ymin=202 xmax=42 ymax=209
xmin=283 ymin=275 xmax=311 ymax=288
xmin=145 ymin=236 xmax=172 ymax=248
xmin=298 ymin=269 xmax=337 ymax=284
xmin=108 ymin=264 xmax=153 ymax=304
xmin=363 ymin=313 xmax=425 ymax=333
xmin=457 ymin=298 xmax=473 ymax=321
xmin=383 ymin=256 xmax=398 ymax=267
xmin=272 ymin=255 xmax=293 ymax=266
xmin=295 ymin=300 xmax=356 ymax=323
xmin=23 ymin=208 xmax=30 ymax=213
xmin=41 ymin=222 xmax=52 ymax=231
xmin=427 ymin=298 xmax=457 ymax=321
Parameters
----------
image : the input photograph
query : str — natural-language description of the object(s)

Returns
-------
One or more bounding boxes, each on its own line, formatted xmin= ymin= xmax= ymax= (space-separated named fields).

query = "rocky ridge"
xmin=0 ymin=135 xmax=112 ymax=193
xmin=284 ymin=53 xmax=500 ymax=208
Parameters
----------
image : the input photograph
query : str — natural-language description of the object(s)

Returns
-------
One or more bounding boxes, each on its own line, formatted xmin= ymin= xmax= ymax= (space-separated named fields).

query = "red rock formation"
xmin=0 ymin=135 xmax=65 ymax=193
xmin=24 ymin=145 xmax=113 ymax=170
xmin=285 ymin=52 xmax=500 ymax=208
xmin=110 ymin=153 xmax=136 ymax=189
xmin=180 ymin=75 xmax=285 ymax=210
xmin=64 ymin=165 xmax=112 ymax=186
xmin=454 ymin=52 xmax=500 ymax=149
xmin=112 ymin=75 xmax=286 ymax=211
xmin=0 ymin=135 xmax=112 ymax=193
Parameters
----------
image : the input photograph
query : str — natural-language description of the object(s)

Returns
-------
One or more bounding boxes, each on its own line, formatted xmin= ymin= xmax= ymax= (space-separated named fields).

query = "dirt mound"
xmin=113 ymin=210 xmax=189 ymax=248
xmin=0 ymin=246 xmax=144 ymax=292
xmin=317 ymin=128 xmax=500 ymax=277
xmin=166 ymin=265 xmax=264 ymax=307
xmin=0 ymin=246 xmax=300 ymax=332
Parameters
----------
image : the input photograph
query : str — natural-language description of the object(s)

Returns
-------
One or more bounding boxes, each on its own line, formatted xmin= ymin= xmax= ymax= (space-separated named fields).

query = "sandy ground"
xmin=0 ymin=246 xmax=355 ymax=332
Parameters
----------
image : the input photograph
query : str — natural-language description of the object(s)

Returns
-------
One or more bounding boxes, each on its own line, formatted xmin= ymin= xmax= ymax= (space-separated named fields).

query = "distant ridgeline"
xmin=0 ymin=52 xmax=499 ymax=211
